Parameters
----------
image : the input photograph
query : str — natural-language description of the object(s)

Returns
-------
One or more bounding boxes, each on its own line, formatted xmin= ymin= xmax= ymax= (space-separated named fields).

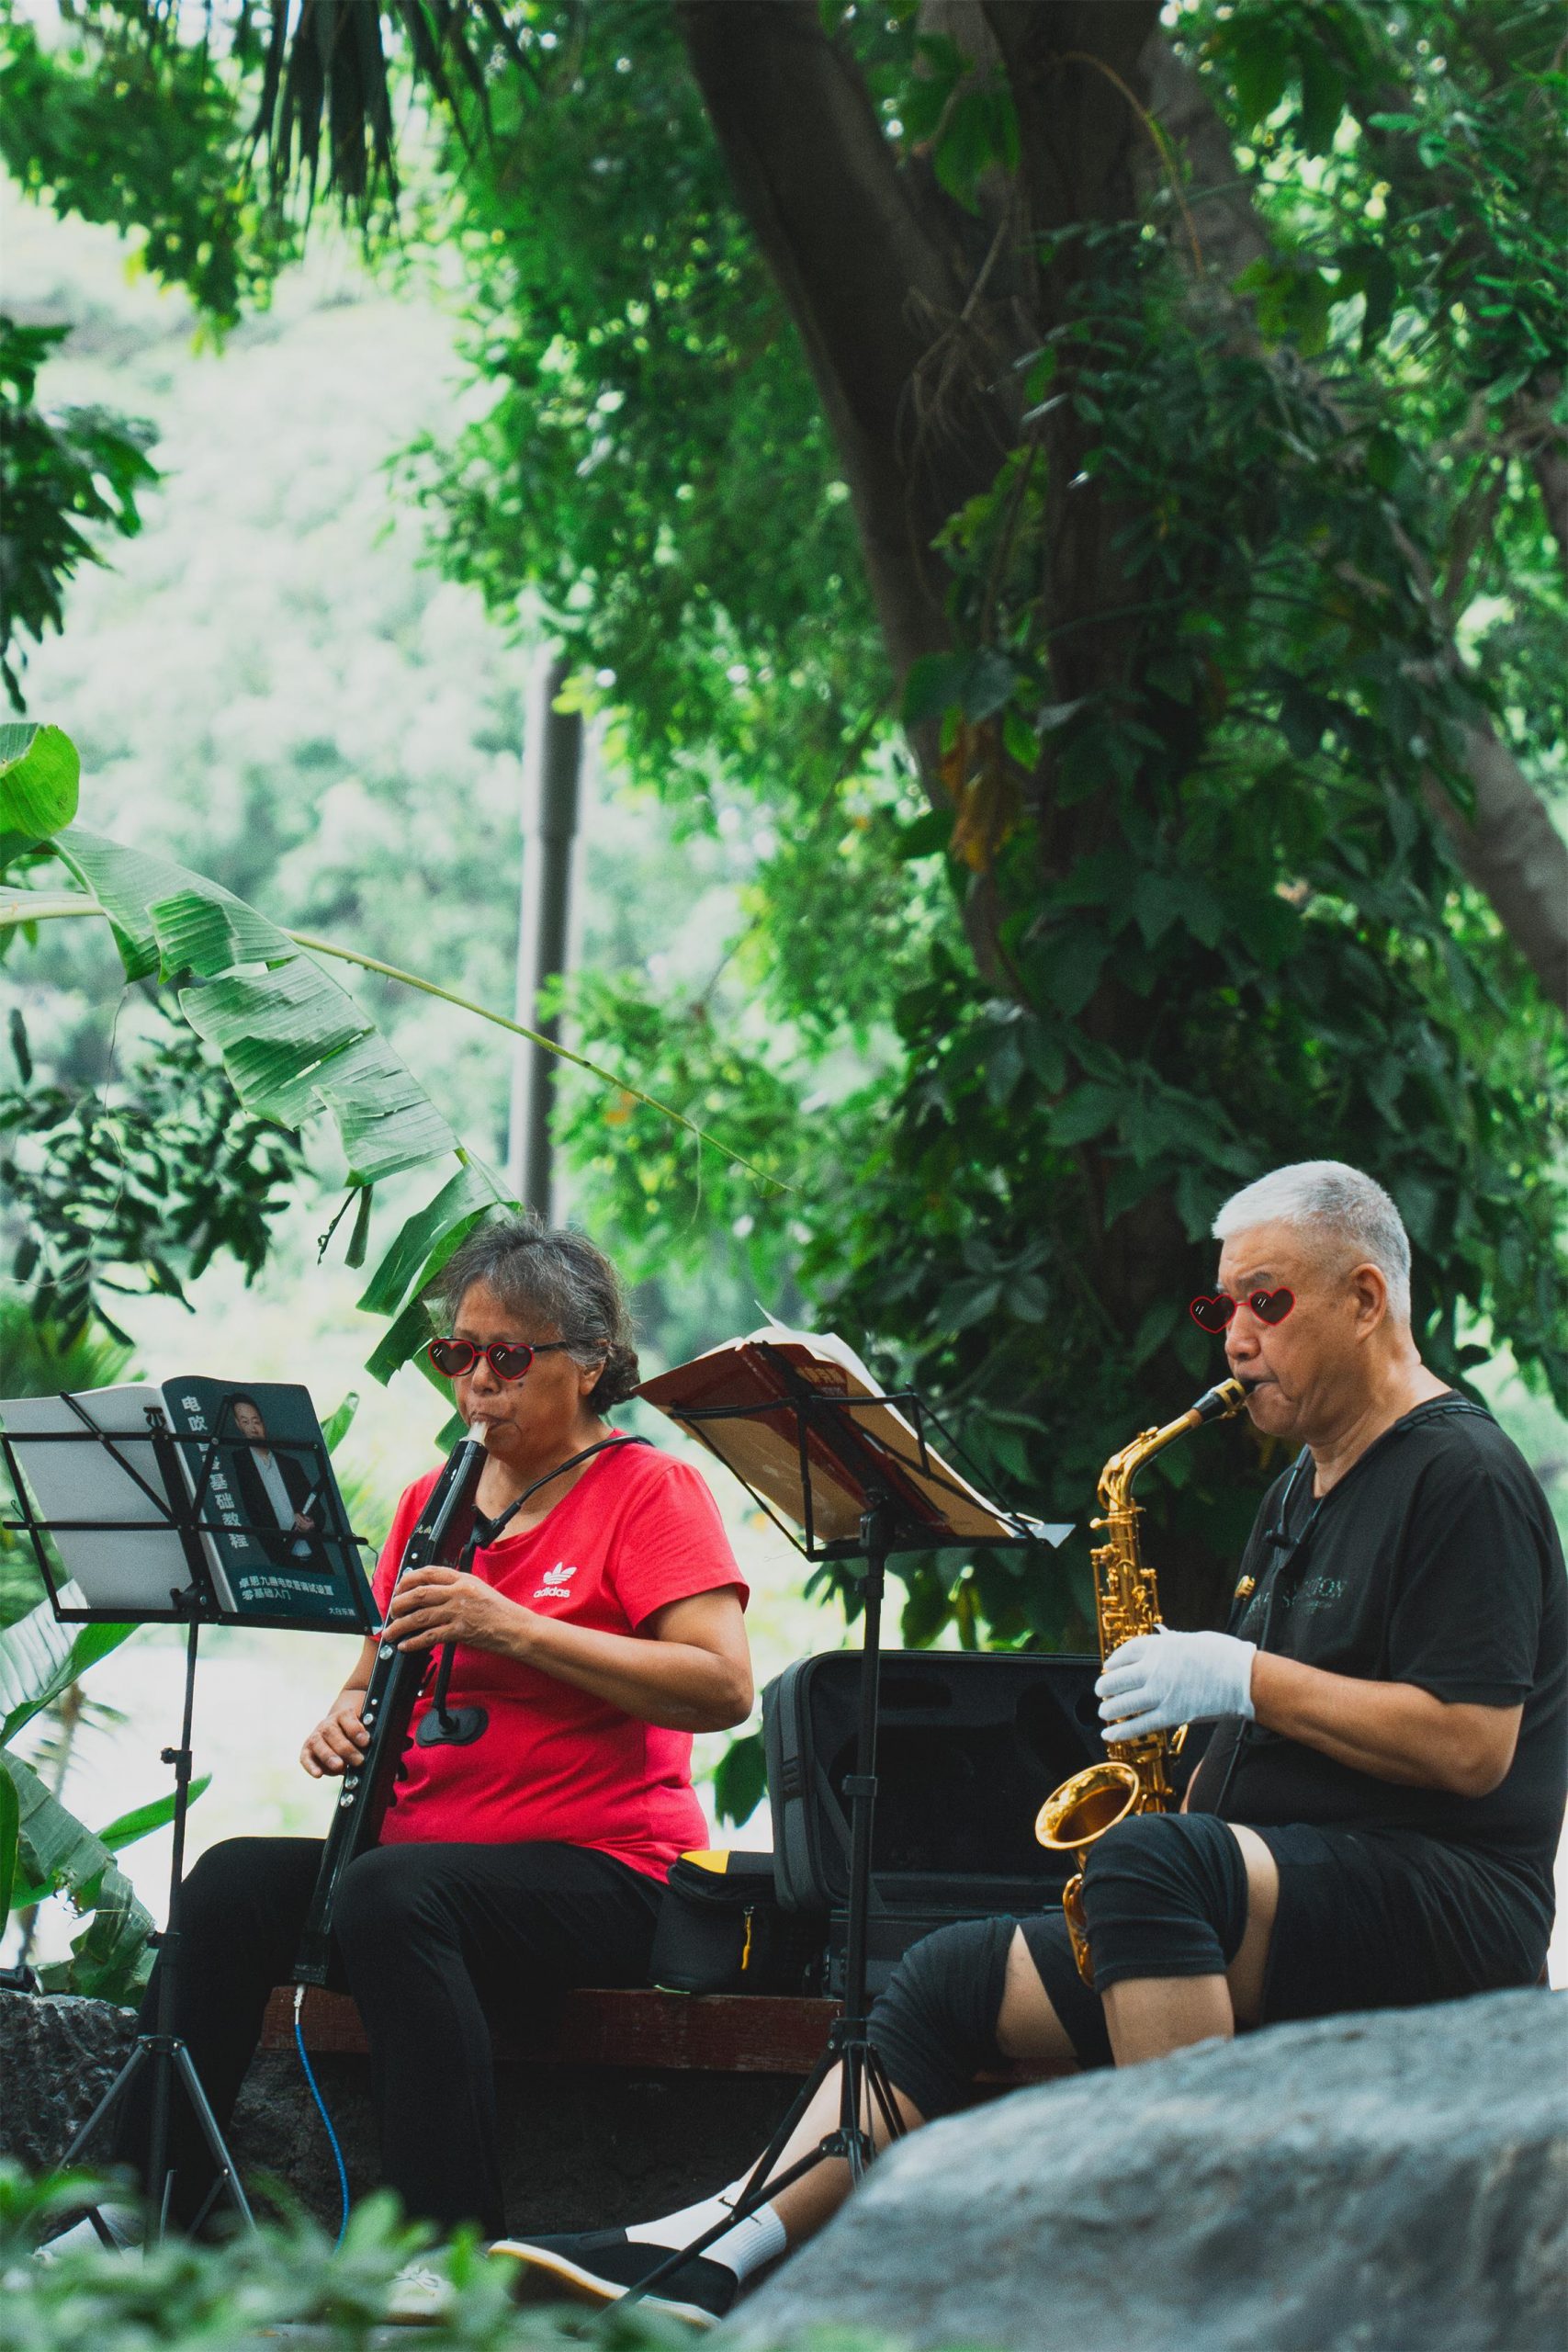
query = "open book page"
xmin=639 ymin=1326 xmax=1070 ymax=1551
xmin=0 ymin=1385 xmax=230 ymax=1614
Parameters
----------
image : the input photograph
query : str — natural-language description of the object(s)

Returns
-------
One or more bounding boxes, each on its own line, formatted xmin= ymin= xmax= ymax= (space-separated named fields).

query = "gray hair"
xmin=431 ymin=1215 xmax=640 ymax=1409
xmin=1211 ymin=1161 xmax=1412 ymax=1323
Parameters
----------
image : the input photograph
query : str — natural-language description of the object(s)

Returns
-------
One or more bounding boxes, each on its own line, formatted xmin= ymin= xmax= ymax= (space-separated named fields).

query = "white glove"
xmin=1097 ymin=1626 xmax=1256 ymax=1741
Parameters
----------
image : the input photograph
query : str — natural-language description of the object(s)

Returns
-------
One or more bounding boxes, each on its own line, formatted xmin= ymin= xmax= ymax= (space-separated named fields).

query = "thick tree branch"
xmin=675 ymin=0 xmax=1004 ymax=684
xmin=1433 ymin=729 xmax=1568 ymax=1011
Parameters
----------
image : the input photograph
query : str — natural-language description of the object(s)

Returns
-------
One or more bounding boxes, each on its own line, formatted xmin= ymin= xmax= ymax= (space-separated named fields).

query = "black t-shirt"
xmin=1188 ymin=1396 xmax=1567 ymax=1911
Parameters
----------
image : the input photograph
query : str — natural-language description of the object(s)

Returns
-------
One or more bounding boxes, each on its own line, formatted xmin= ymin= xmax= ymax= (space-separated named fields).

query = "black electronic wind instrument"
xmin=293 ymin=1430 xmax=487 ymax=1984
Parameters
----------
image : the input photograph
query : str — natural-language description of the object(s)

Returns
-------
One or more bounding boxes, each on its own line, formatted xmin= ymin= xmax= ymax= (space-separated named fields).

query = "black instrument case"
xmin=762 ymin=1649 xmax=1104 ymax=1995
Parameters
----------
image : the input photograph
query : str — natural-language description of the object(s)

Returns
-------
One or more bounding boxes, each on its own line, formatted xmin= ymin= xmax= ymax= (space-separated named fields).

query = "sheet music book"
xmin=638 ymin=1323 xmax=1070 ymax=1551
xmin=0 ymin=1379 xmax=372 ymax=1628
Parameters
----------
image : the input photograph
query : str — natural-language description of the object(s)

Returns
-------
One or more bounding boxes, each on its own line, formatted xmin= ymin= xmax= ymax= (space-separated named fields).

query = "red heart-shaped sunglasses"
xmin=427 ymin=1337 xmax=576 ymax=1382
xmin=1189 ymin=1288 xmax=1295 ymax=1333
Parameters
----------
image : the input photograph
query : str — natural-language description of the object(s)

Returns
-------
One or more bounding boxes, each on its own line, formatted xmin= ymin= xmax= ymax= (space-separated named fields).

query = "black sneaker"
xmin=489 ymin=2228 xmax=739 ymax=2329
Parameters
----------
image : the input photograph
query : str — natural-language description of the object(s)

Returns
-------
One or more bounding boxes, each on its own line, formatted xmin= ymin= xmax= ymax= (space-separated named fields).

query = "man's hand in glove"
xmin=1097 ymin=1627 xmax=1257 ymax=1740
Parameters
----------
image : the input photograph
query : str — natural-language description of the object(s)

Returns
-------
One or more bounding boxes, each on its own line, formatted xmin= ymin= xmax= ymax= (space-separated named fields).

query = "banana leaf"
xmin=0 ymin=1764 xmax=17 ymax=1931
xmin=55 ymin=828 xmax=515 ymax=1380
xmin=3 ymin=1750 xmax=156 ymax=2002
xmin=94 ymin=1773 xmax=211 ymax=1855
xmin=321 ymin=1392 xmax=359 ymax=1452
xmin=0 ymin=722 xmax=79 ymax=868
xmin=0 ymin=1600 xmax=133 ymax=1746
xmin=63 ymin=831 xmax=464 ymax=1185
xmin=8 ymin=1772 xmax=210 ymax=1908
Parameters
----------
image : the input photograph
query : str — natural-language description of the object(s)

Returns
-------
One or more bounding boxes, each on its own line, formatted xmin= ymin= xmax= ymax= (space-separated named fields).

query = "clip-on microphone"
xmin=415 ymin=1513 xmax=503 ymax=1748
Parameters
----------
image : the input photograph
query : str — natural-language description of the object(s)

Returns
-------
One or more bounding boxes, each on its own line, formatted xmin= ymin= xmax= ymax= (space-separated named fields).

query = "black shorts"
xmin=1018 ymin=1818 xmax=1551 ymax=2071
xmin=1252 ymin=1822 xmax=1551 ymax=2024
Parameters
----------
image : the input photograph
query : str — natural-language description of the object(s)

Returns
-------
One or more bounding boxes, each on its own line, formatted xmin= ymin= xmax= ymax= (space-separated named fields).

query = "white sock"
xmin=626 ymin=2174 xmax=788 ymax=2281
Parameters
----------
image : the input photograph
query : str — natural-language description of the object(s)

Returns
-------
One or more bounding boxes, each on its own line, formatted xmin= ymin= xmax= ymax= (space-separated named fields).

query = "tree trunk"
xmin=675 ymin=0 xmax=1005 ymax=688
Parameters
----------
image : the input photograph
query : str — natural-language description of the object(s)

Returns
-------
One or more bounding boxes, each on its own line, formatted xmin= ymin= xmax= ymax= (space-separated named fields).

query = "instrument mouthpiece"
xmin=1191 ymin=1375 xmax=1254 ymax=1423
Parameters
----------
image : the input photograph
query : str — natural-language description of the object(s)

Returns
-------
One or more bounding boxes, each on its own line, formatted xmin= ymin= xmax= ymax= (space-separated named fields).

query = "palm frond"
xmin=240 ymin=0 xmax=540 ymax=209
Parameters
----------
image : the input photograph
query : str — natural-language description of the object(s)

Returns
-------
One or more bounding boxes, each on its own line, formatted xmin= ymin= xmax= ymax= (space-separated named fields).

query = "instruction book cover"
xmin=0 ymin=1379 xmax=374 ymax=1630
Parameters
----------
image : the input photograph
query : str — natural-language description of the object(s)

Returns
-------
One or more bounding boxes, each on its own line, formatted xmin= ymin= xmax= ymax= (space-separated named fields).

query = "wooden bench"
xmin=265 ymin=1984 xmax=840 ymax=2075
xmin=265 ymin=1984 xmax=1066 ymax=2086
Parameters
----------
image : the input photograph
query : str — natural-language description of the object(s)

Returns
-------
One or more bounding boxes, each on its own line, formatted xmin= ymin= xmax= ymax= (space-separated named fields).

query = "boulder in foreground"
xmin=721 ymin=1986 xmax=1567 ymax=2352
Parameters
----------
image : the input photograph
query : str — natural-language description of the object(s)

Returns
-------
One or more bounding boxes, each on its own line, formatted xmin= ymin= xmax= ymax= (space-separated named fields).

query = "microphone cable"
xmin=294 ymin=1985 xmax=351 ymax=2249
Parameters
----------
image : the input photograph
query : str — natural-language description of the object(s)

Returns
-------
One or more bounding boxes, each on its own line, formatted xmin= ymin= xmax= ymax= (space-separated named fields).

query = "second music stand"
xmin=630 ymin=1343 xmax=1063 ymax=2299
xmin=1 ymin=1388 xmax=370 ymax=2241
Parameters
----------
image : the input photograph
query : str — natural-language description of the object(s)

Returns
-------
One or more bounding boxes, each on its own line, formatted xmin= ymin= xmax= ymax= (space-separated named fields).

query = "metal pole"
xmin=506 ymin=651 xmax=583 ymax=1216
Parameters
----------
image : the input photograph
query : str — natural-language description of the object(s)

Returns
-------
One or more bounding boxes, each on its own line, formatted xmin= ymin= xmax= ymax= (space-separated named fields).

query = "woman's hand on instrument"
xmin=1098 ymin=1627 xmax=1257 ymax=1739
xmin=300 ymin=1687 xmax=371 ymax=1779
xmin=385 ymin=1566 xmax=525 ymax=1657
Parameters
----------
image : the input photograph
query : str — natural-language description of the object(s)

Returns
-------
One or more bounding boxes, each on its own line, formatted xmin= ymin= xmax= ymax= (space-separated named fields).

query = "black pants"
xmin=113 ymin=1835 xmax=663 ymax=2237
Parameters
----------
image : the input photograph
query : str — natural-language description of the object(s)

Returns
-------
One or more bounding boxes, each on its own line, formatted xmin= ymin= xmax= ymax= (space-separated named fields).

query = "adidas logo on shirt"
xmin=532 ymin=1561 xmax=579 ymax=1601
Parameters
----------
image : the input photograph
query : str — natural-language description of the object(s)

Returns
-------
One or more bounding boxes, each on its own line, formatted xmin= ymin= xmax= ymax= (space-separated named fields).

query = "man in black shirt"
xmin=497 ymin=1159 xmax=1566 ymax=2325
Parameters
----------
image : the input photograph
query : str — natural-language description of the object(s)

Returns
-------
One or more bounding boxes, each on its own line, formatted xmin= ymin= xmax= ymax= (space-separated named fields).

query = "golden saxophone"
xmin=1035 ymin=1374 xmax=1251 ymax=1985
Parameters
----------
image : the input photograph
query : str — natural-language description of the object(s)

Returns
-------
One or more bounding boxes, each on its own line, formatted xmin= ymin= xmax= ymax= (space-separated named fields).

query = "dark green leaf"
xmin=1048 ymin=1082 xmax=1122 ymax=1148
xmin=95 ymin=1774 xmax=210 ymax=1853
xmin=0 ymin=722 xmax=79 ymax=840
xmin=897 ymin=808 xmax=954 ymax=861
xmin=901 ymin=652 xmax=969 ymax=729
xmin=713 ymin=1728 xmax=766 ymax=1828
xmin=1298 ymin=45 xmax=1346 ymax=154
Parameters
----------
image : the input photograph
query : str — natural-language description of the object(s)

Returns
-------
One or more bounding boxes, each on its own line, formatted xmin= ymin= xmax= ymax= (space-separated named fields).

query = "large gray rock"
xmin=723 ymin=1989 xmax=1568 ymax=2352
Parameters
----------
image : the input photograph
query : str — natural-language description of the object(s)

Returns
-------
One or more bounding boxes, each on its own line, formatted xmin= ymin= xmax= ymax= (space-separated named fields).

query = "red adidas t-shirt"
xmin=368 ymin=1440 xmax=746 ymax=1879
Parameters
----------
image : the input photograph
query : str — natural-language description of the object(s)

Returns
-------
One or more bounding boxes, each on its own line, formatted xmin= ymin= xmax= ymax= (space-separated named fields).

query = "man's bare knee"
xmin=995 ymin=1924 xmax=1080 ymax=2070
xmin=1224 ymin=1825 xmax=1280 ymax=2029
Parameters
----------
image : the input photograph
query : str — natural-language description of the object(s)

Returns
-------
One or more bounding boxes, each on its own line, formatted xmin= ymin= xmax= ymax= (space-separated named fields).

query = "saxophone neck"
xmin=1096 ymin=1376 xmax=1251 ymax=1513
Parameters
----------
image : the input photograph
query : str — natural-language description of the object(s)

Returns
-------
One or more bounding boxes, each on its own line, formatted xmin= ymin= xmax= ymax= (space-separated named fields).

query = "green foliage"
xmin=0 ymin=6 xmax=291 ymax=326
xmin=0 ymin=1004 xmax=306 ymax=1345
xmin=0 ymin=320 xmax=157 ymax=713
xmin=0 ymin=2165 xmax=708 ymax=2351
xmin=0 ymin=2165 xmax=943 ymax=2351
xmin=406 ymin=0 xmax=889 ymax=848
xmin=1191 ymin=0 xmax=1568 ymax=775
xmin=555 ymin=973 xmax=804 ymax=1295
xmin=1 ymin=728 xmax=775 ymax=1403
xmin=2 ymin=0 xmax=1562 ymax=1663
xmin=713 ymin=1725 xmax=767 ymax=1830
xmin=807 ymin=222 xmax=1565 ymax=1632
xmin=0 ymin=1748 xmax=158 ymax=1999
xmin=38 ymin=813 xmax=517 ymax=1390
xmin=0 ymin=1609 xmax=133 ymax=1751
xmin=0 ymin=721 xmax=80 ymax=848
xmin=0 ymin=1764 xmax=16 ymax=1927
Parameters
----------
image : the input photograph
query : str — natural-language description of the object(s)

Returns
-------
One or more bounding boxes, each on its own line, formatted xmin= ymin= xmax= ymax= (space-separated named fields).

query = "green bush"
xmin=0 ymin=2161 xmax=964 ymax=2350
xmin=0 ymin=2164 xmax=686 ymax=2350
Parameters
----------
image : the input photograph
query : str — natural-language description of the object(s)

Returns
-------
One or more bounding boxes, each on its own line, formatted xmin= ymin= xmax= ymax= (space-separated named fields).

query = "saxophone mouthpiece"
xmin=1192 ymin=1375 xmax=1254 ymax=1423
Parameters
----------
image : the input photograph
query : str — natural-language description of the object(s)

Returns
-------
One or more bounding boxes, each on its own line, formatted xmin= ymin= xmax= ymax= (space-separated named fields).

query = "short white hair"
xmin=1211 ymin=1161 xmax=1412 ymax=1322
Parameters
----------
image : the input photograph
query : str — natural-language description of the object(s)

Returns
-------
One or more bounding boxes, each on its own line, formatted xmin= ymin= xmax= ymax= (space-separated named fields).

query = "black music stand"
xmin=629 ymin=1348 xmax=1062 ymax=2301
xmin=0 ymin=1392 xmax=367 ymax=2243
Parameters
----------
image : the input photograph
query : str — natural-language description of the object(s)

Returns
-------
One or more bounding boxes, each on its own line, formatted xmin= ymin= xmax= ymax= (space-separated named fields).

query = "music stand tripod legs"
xmin=627 ymin=1495 xmax=906 ymax=2306
xmin=57 ymin=1596 xmax=254 ymax=2245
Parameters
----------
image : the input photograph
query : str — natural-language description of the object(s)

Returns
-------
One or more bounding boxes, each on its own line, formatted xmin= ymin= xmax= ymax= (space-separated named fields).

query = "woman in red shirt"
xmin=113 ymin=1218 xmax=752 ymax=2243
